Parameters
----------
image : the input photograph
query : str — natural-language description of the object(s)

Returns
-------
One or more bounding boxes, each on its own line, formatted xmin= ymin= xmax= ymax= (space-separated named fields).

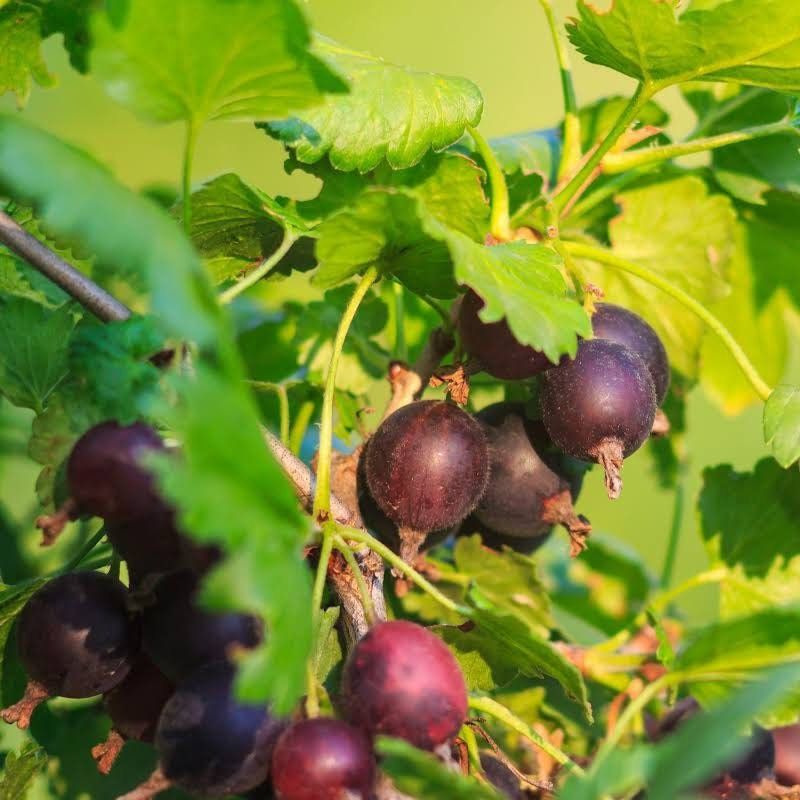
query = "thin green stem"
xmin=392 ymin=282 xmax=407 ymax=361
xmin=460 ymin=724 xmax=485 ymax=778
xmin=289 ymin=399 xmax=315 ymax=456
xmin=334 ymin=535 xmax=376 ymax=625
xmin=311 ymin=528 xmax=335 ymax=618
xmin=182 ymin=119 xmax=199 ymax=233
xmin=420 ymin=295 xmax=453 ymax=331
xmin=344 ymin=527 xmax=470 ymax=617
xmin=60 ymin=527 xmax=107 ymax=573
xmin=469 ymin=696 xmax=584 ymax=776
xmin=563 ymin=241 xmax=772 ymax=400
xmin=538 ymin=0 xmax=581 ymax=180
xmin=602 ymin=118 xmax=796 ymax=175
xmin=551 ymin=82 xmax=653 ymax=216
xmin=248 ymin=381 xmax=291 ymax=444
xmin=108 ymin=552 xmax=121 ymax=581
xmin=219 ymin=231 xmax=297 ymax=304
xmin=660 ymin=461 xmax=688 ymax=588
xmin=313 ymin=268 xmax=379 ymax=519
xmin=468 ymin=126 xmax=512 ymax=241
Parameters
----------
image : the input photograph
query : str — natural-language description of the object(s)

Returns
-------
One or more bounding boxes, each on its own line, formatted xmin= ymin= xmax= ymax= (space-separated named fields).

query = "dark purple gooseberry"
xmin=342 ymin=620 xmax=467 ymax=751
xmin=458 ymin=514 xmax=552 ymax=555
xmin=271 ymin=718 xmax=375 ymax=800
xmin=142 ymin=569 xmax=262 ymax=681
xmin=365 ymin=401 xmax=489 ymax=562
xmin=1 ymin=571 xmax=138 ymax=729
xmin=457 ymin=289 xmax=556 ymax=380
xmin=67 ymin=421 xmax=168 ymax=522
xmin=151 ymin=662 xmax=285 ymax=798
xmin=92 ymin=654 xmax=174 ymax=774
xmin=474 ymin=403 xmax=590 ymax=554
xmin=540 ymin=339 xmax=656 ymax=499
xmin=592 ymin=303 xmax=670 ymax=404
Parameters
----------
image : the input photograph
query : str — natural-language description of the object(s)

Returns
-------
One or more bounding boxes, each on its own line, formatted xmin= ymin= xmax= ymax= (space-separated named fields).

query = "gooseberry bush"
xmin=1 ymin=1 xmax=800 ymax=798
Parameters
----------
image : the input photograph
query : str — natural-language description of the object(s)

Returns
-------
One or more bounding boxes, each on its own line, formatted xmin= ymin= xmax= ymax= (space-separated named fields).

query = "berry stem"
xmin=334 ymin=534 xmax=376 ymax=625
xmin=248 ymin=381 xmax=292 ymax=444
xmin=537 ymin=0 xmax=581 ymax=181
xmin=468 ymin=695 xmax=584 ymax=776
xmin=392 ymin=282 xmax=408 ymax=361
xmin=659 ymin=460 xmax=688 ymax=589
xmin=602 ymin=118 xmax=798 ymax=175
xmin=468 ymin=126 xmax=512 ymax=241
xmin=61 ymin=527 xmax=108 ymax=573
xmin=313 ymin=267 xmax=379 ymax=520
xmin=562 ymin=241 xmax=772 ymax=401
xmin=343 ymin=526 xmax=471 ymax=618
xmin=289 ymin=399 xmax=315 ymax=456
xmin=311 ymin=527 xmax=335 ymax=620
xmin=219 ymin=230 xmax=298 ymax=304
xmin=550 ymin=82 xmax=653 ymax=217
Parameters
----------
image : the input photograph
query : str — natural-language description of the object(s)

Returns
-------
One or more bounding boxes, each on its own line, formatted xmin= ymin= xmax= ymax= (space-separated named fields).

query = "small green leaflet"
xmin=0 ymin=742 xmax=47 ymax=800
xmin=377 ymin=738 xmax=504 ymax=800
xmin=764 ymin=386 xmax=800 ymax=468
xmin=91 ymin=0 xmax=345 ymax=125
xmin=150 ymin=366 xmax=312 ymax=712
xmin=0 ymin=297 xmax=75 ymax=412
xmin=699 ymin=459 xmax=800 ymax=618
xmin=0 ymin=2 xmax=55 ymax=107
xmin=568 ymin=0 xmax=800 ymax=92
xmin=263 ymin=36 xmax=483 ymax=172
xmin=183 ymin=173 xmax=312 ymax=285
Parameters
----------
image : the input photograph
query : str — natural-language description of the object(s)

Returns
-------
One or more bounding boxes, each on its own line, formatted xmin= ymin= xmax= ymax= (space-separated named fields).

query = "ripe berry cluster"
xmin=2 ymin=423 xmax=470 ymax=798
xmin=359 ymin=296 xmax=670 ymax=559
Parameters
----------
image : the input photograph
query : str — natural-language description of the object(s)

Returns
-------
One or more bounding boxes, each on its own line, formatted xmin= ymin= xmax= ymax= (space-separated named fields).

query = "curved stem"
xmin=60 ymin=527 xmax=107 ymax=573
xmin=468 ymin=126 xmax=512 ymax=241
xmin=468 ymin=695 xmax=584 ymax=776
xmin=660 ymin=461 xmax=688 ymax=588
xmin=289 ymin=399 xmax=315 ymax=457
xmin=538 ymin=0 xmax=581 ymax=180
xmin=420 ymin=295 xmax=453 ymax=331
xmin=334 ymin=534 xmax=376 ymax=625
xmin=602 ymin=118 xmax=796 ymax=175
xmin=311 ymin=527 xmax=335 ymax=619
xmin=344 ymin=527 xmax=470 ymax=617
xmin=248 ymin=381 xmax=291 ymax=444
xmin=219 ymin=231 xmax=297 ymax=304
xmin=182 ymin=119 xmax=199 ymax=233
xmin=392 ymin=282 xmax=407 ymax=360
xmin=563 ymin=241 xmax=772 ymax=401
xmin=313 ymin=268 xmax=379 ymax=519
xmin=688 ymin=86 xmax=762 ymax=139
xmin=551 ymin=83 xmax=653 ymax=216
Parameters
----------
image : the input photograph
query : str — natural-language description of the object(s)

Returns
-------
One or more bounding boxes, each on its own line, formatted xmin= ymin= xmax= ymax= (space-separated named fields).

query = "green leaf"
xmin=434 ymin=624 xmax=517 ymax=692
xmin=684 ymin=84 xmax=800 ymax=205
xmin=701 ymin=220 xmax=789 ymax=414
xmin=0 ymin=297 xmax=75 ymax=412
xmin=263 ymin=36 xmax=483 ymax=171
xmin=568 ymin=0 xmax=800 ymax=92
xmin=149 ymin=366 xmax=312 ymax=712
xmin=377 ymin=737 xmax=504 ymax=800
xmin=40 ymin=0 xmax=94 ymax=74
xmin=467 ymin=586 xmax=592 ymax=720
xmin=571 ymin=175 xmax=736 ymax=378
xmin=91 ymin=0 xmax=345 ymax=125
xmin=68 ymin=315 xmax=164 ymax=424
xmin=676 ymin=606 xmax=800 ymax=727
xmin=0 ymin=252 xmax=68 ymax=306
xmin=312 ymin=606 xmax=343 ymax=686
xmin=453 ymin=535 xmax=552 ymax=637
xmin=548 ymin=534 xmax=654 ymax=638
xmin=699 ymin=459 xmax=800 ymax=618
xmin=183 ymin=173 xmax=312 ymax=285
xmin=765 ymin=385 xmax=800 ymax=467
xmin=578 ymin=95 xmax=669 ymax=150
xmin=445 ymin=229 xmax=591 ymax=365
xmin=0 ymin=2 xmax=55 ymax=108
xmin=0 ymin=742 xmax=47 ymax=800
xmin=0 ymin=114 xmax=223 ymax=352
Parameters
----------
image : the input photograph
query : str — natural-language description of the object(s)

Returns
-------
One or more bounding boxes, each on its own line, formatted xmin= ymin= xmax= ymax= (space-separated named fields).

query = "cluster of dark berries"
xmin=3 ymin=421 xmax=471 ymax=797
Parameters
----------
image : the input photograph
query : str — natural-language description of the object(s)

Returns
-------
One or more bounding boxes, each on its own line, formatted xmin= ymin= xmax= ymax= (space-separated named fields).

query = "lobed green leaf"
xmin=764 ymin=385 xmax=800 ymax=468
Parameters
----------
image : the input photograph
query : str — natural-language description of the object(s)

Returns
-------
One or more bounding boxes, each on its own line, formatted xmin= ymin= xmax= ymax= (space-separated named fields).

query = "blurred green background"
xmin=1 ymin=0 xmax=793 ymax=631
